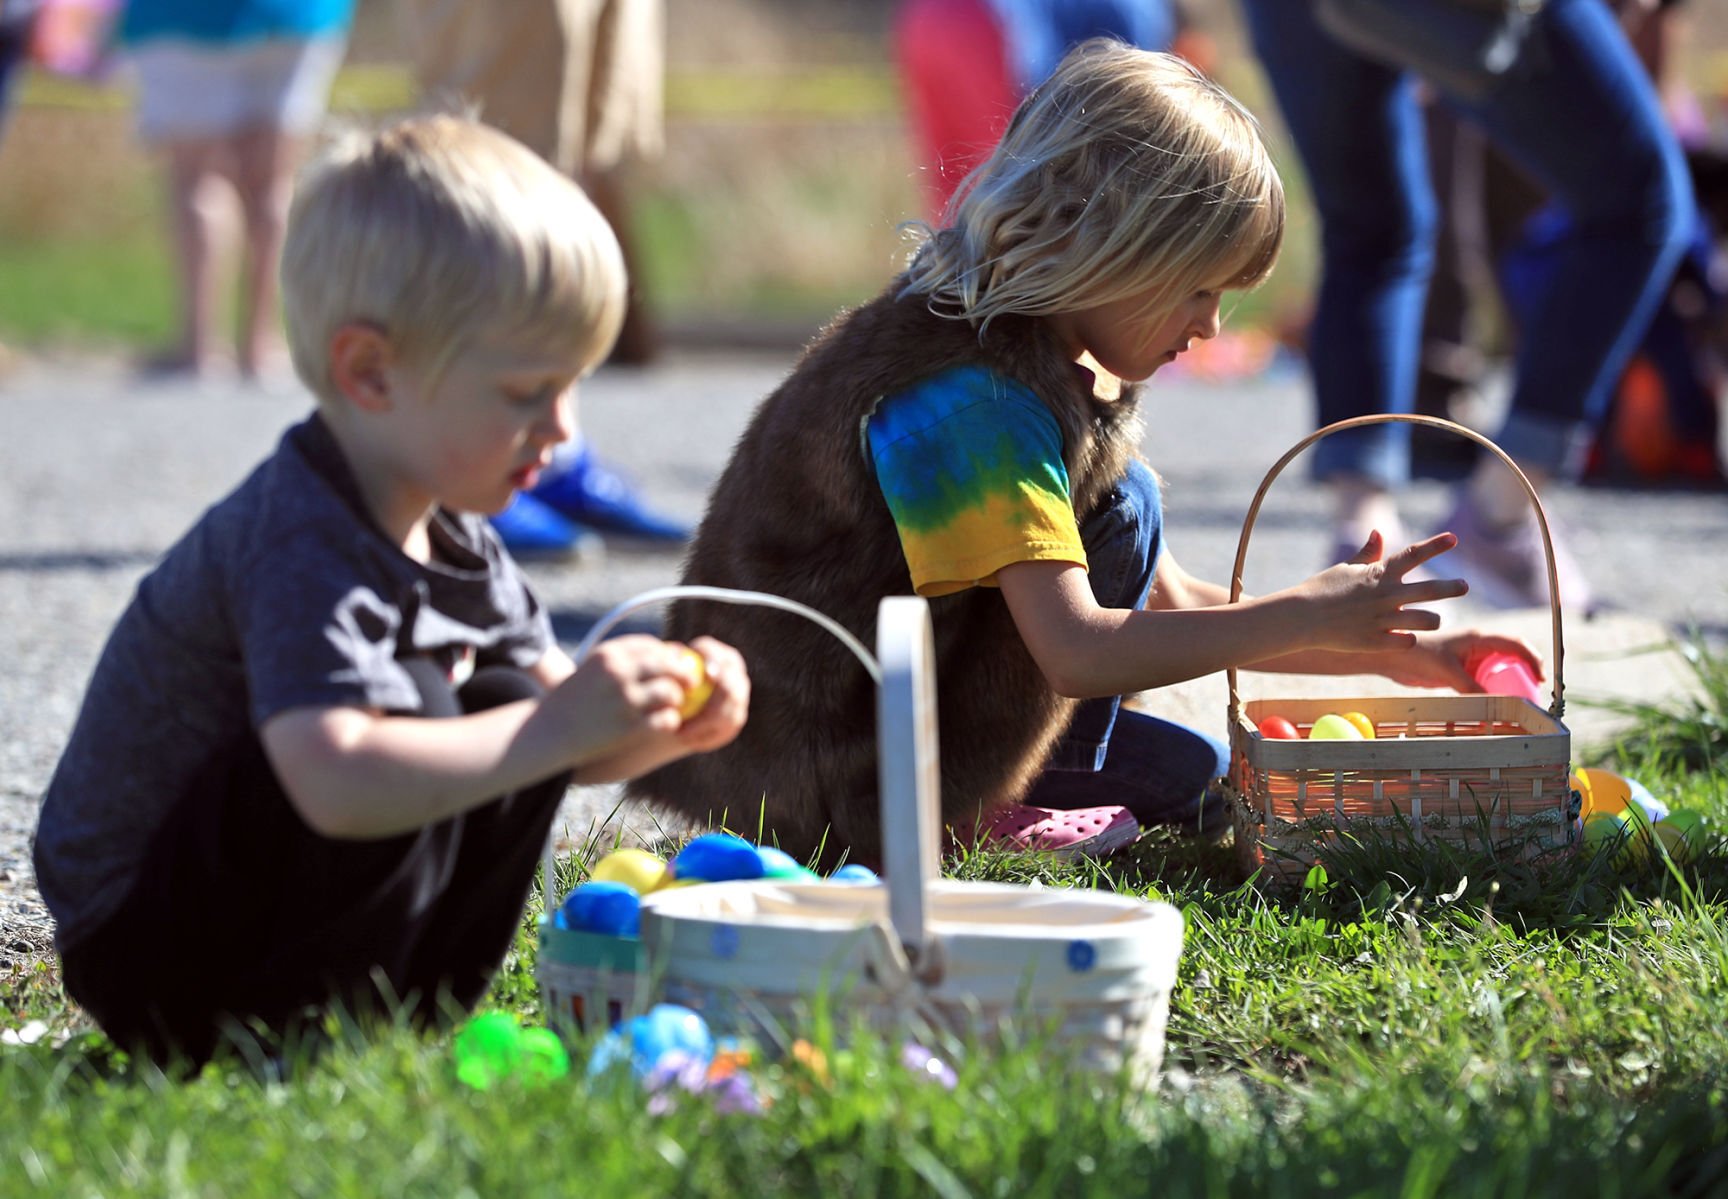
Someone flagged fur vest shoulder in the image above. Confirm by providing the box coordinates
[626,280,1144,866]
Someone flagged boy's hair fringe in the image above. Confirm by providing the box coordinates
[900,41,1285,330]
[280,112,627,402]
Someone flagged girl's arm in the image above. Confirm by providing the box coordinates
[997,531,1472,698]
[1147,538,1545,692]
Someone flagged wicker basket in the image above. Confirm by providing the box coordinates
[1224,415,1576,883]
[638,595,1187,1083]
[537,923,650,1038]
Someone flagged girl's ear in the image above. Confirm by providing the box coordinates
[327,322,396,413]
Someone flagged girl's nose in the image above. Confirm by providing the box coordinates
[1193,295,1222,341]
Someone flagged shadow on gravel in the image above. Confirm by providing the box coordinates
[0,550,161,575]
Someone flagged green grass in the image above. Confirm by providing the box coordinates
[7,634,1728,1197]
[0,236,176,347]
[0,54,1320,354]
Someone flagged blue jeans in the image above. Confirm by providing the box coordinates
[1239,0,1694,483]
[1023,459,1230,831]
[0,14,35,139]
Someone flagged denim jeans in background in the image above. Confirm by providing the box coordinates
[0,11,38,140]
[1238,0,1694,484]
[1023,458,1231,831]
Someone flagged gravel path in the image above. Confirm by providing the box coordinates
[4,350,1725,972]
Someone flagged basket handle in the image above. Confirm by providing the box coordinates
[540,585,883,921]
[1224,414,1565,724]
[876,596,941,974]
[539,588,941,979]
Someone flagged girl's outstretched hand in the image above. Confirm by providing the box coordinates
[1380,629,1545,693]
[1293,530,1468,655]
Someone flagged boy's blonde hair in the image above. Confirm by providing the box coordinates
[281,114,627,402]
[902,42,1284,328]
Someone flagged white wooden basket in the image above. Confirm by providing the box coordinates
[635,595,1187,1083]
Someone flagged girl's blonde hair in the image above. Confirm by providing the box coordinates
[902,41,1284,328]
[281,114,627,402]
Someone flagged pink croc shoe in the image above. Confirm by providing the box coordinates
[972,803,1141,859]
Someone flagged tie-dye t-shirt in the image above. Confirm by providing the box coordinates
[865,364,1085,597]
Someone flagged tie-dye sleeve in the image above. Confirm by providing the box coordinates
[865,365,1087,598]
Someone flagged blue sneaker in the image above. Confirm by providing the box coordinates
[530,448,691,543]
[489,493,602,562]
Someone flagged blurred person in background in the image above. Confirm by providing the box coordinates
[1237,0,1694,614]
[0,0,41,376]
[1486,0,1724,487]
[401,0,689,561]
[120,0,354,385]
[0,1,40,137]
[894,0,1210,220]
[1415,0,1723,488]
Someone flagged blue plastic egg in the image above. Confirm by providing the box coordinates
[635,1003,715,1066]
[672,832,766,883]
[589,1003,715,1080]
[830,863,880,885]
[557,880,642,937]
[756,845,807,878]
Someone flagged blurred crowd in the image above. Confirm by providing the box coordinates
[0,0,1724,601]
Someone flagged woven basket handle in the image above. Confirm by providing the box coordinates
[1224,413,1565,723]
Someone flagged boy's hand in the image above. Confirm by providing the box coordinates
[668,636,749,751]
[1295,531,1468,654]
[548,634,750,783]
[547,634,697,740]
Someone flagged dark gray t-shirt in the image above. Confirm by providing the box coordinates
[33,415,555,949]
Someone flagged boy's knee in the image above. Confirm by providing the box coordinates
[459,666,544,714]
[398,660,543,718]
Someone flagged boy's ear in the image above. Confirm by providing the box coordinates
[327,322,396,413]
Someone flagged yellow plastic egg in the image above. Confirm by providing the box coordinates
[1576,768,1633,821]
[1655,810,1705,866]
[1340,711,1377,739]
[589,847,671,895]
[677,648,714,720]
[1308,713,1365,741]
[1655,823,1692,866]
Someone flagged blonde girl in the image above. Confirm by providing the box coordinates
[629,42,1536,865]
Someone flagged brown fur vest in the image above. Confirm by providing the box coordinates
[626,281,1143,865]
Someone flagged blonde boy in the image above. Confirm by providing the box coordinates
[33,115,748,1069]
